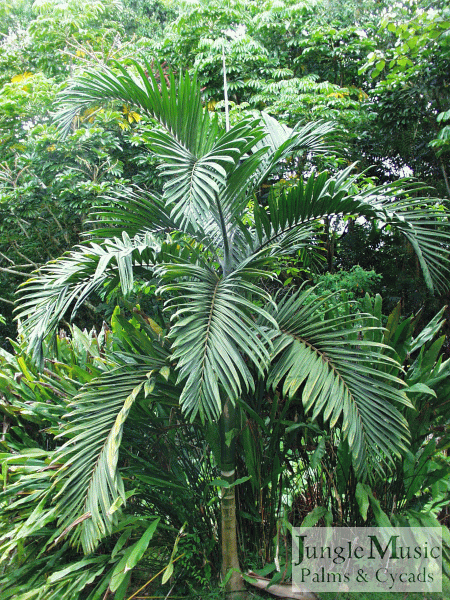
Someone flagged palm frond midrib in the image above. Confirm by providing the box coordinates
[278,327,357,398]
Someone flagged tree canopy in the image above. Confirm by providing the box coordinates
[1,0,449,334]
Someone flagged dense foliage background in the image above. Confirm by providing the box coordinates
[1,0,449,335]
[0,1,449,598]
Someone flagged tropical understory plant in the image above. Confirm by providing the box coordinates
[1,294,450,599]
[0,320,222,599]
[7,58,450,597]
[248,294,450,582]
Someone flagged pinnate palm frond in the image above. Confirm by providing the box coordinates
[156,117,265,228]
[16,233,161,367]
[55,60,205,144]
[86,187,228,264]
[267,286,411,478]
[55,60,266,232]
[51,339,170,553]
[158,263,276,420]
[86,187,178,240]
[254,112,337,180]
[219,115,336,233]
[246,165,450,292]
[374,194,450,294]
[240,166,356,258]
[331,178,450,294]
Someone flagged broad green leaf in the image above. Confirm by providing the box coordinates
[310,437,326,470]
[162,562,174,585]
[407,383,436,397]
[110,518,160,592]
[124,518,160,571]
[355,482,370,522]
[300,506,329,528]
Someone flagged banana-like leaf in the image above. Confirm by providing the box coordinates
[158,263,276,420]
[267,286,411,478]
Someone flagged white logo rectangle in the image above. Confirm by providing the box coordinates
[292,527,442,592]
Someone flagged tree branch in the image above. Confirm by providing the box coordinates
[0,250,14,265]
[11,243,39,268]
[0,266,31,277]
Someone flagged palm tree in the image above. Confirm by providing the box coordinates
[16,60,450,596]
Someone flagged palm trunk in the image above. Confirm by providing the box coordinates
[220,398,244,598]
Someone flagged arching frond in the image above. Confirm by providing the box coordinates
[219,115,337,237]
[158,263,276,420]
[86,187,178,240]
[50,339,170,553]
[157,117,265,229]
[374,194,450,294]
[55,60,207,145]
[267,286,411,479]
[55,60,266,233]
[85,187,228,264]
[253,113,337,186]
[16,234,161,367]
[246,166,450,292]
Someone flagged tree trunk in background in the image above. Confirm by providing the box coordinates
[324,216,337,273]
[439,157,450,198]
[220,399,245,598]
